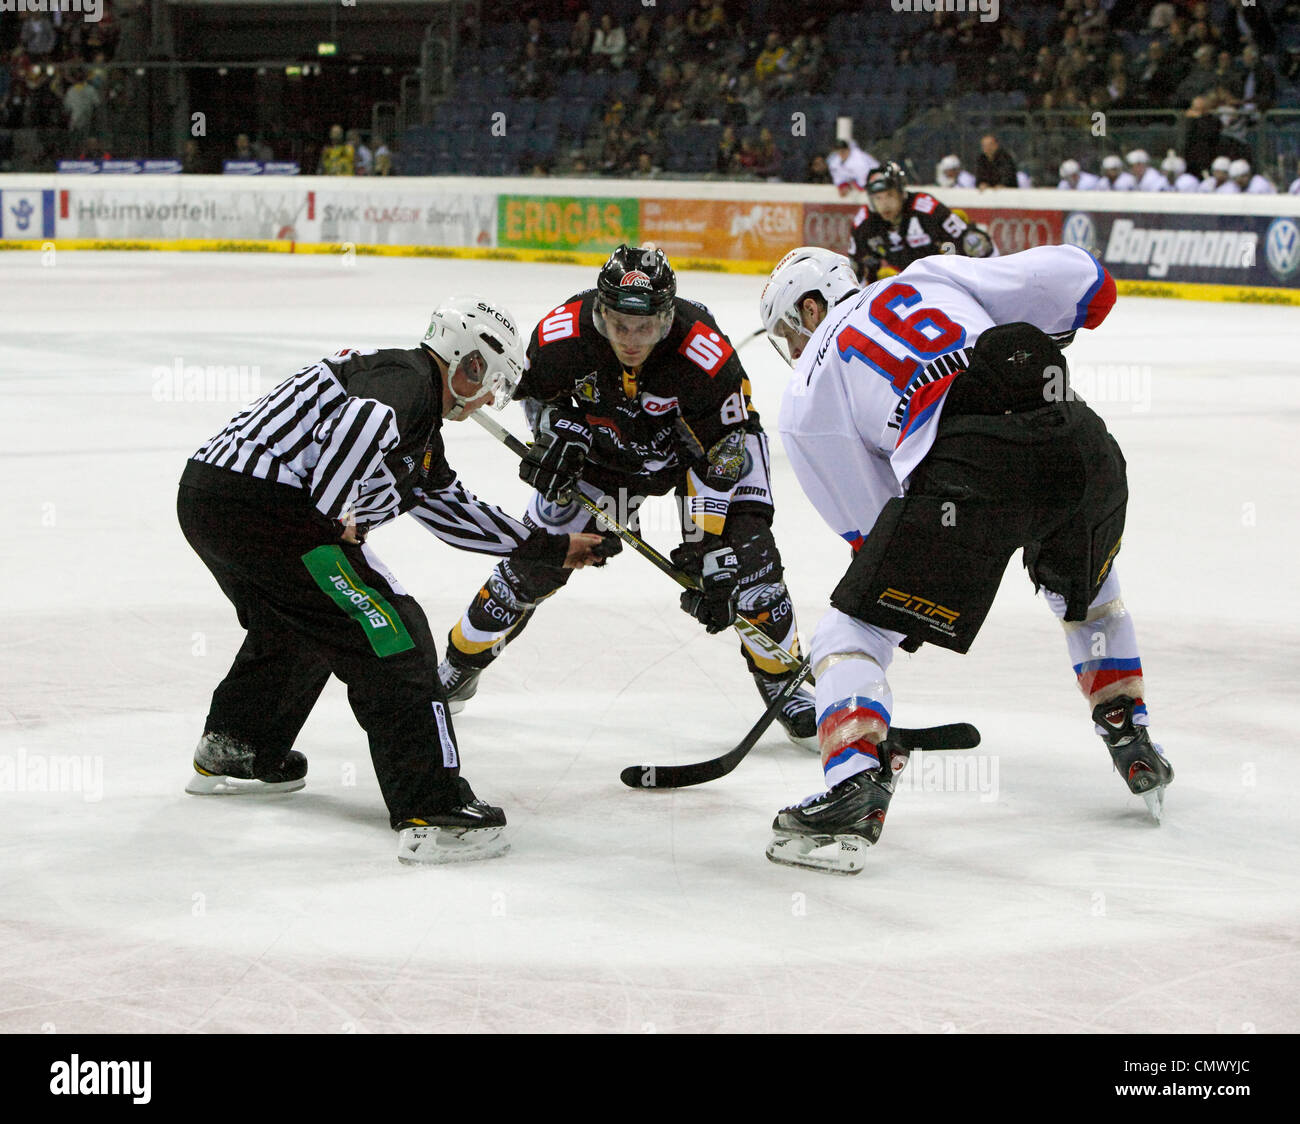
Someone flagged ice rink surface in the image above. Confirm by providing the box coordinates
[2,251,1298,1034]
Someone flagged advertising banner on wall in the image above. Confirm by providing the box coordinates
[1061,209,1300,289]
[962,208,1063,254]
[58,186,307,240]
[498,195,638,252]
[312,189,496,246]
[801,200,861,256]
[0,188,55,240]
[641,198,803,262]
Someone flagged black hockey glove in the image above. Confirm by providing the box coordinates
[592,530,622,567]
[675,544,740,634]
[519,406,591,504]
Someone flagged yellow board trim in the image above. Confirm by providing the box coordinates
[3,240,1298,302]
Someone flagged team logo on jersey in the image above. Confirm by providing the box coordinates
[575,371,599,403]
[1062,212,1097,255]
[1265,218,1300,281]
[535,495,581,526]
[620,270,651,288]
[679,322,734,375]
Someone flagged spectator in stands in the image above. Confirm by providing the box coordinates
[804,154,832,185]
[1096,153,1135,190]
[516,41,550,98]
[626,13,656,74]
[745,127,781,179]
[62,66,100,145]
[716,124,740,174]
[1180,94,1221,177]
[1126,150,1166,191]
[347,128,372,176]
[77,135,110,162]
[373,137,392,176]
[936,154,976,188]
[1234,45,1276,114]
[591,14,627,70]
[1134,40,1181,108]
[181,138,210,175]
[631,150,661,179]
[20,13,57,60]
[1289,176,1300,195]
[1027,47,1055,106]
[754,32,789,87]
[317,125,354,175]
[658,12,686,58]
[1077,0,1109,46]
[1058,159,1100,190]
[735,72,764,128]
[521,17,544,56]
[1199,155,1233,192]
[568,10,594,68]
[1230,158,1276,194]
[685,0,726,55]
[975,133,1017,188]
[1175,44,1218,104]
[231,133,256,163]
[827,137,878,195]
[1220,0,1275,55]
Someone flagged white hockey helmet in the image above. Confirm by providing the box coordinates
[1126,149,1150,167]
[1161,153,1186,175]
[1229,158,1252,179]
[1211,155,1232,174]
[938,154,962,172]
[1059,158,1081,178]
[759,246,860,368]
[422,295,525,418]
[1101,154,1123,172]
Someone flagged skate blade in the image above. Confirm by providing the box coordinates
[783,731,820,755]
[1141,785,1168,824]
[184,771,305,795]
[765,833,869,875]
[397,825,509,865]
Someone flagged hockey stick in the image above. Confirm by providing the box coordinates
[471,410,801,673]
[621,707,981,790]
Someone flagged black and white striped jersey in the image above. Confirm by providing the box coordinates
[191,346,533,555]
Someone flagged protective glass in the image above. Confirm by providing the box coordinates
[451,334,519,411]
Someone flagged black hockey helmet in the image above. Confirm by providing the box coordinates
[866,161,907,195]
[596,244,676,316]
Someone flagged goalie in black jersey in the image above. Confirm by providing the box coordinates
[848,161,995,285]
[438,245,818,744]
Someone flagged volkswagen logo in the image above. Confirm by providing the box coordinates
[1062,212,1097,255]
[987,216,1055,253]
[1265,218,1300,281]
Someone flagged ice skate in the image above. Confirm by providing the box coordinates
[766,747,905,874]
[753,671,818,751]
[184,733,307,795]
[397,778,508,865]
[437,657,482,716]
[1093,695,1173,823]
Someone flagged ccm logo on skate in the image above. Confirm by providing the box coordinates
[327,572,391,629]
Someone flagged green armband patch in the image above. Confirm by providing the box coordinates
[301,545,416,658]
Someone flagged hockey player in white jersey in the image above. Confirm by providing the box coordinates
[1126,150,1167,191]
[1096,154,1135,191]
[1229,159,1277,194]
[1057,159,1100,191]
[757,245,1173,874]
[1161,154,1201,193]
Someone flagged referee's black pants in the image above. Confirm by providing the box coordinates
[178,461,462,827]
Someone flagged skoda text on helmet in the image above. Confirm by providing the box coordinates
[422,295,526,419]
[760,246,861,368]
[593,244,677,365]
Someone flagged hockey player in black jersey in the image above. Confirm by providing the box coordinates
[848,161,995,285]
[177,296,605,864]
[438,245,819,744]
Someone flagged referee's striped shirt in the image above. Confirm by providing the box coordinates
[192,346,532,555]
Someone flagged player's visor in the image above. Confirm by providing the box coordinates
[766,314,811,368]
[451,334,520,410]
